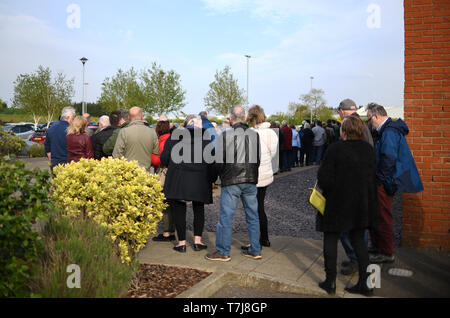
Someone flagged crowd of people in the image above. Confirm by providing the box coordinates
[43,98,423,297]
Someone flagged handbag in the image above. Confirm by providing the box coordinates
[157,167,168,187]
[309,181,326,215]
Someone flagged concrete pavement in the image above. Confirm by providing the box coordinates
[137,231,450,298]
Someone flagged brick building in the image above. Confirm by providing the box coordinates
[403,0,449,250]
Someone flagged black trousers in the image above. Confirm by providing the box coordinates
[323,229,369,283]
[257,186,269,242]
[169,199,204,241]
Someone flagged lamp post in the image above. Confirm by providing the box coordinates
[245,54,251,107]
[310,76,314,123]
[80,57,88,115]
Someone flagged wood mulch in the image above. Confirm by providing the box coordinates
[126,264,211,298]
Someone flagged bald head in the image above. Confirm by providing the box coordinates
[129,107,143,121]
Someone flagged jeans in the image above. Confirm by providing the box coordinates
[340,230,369,264]
[216,183,261,256]
[312,145,325,165]
[291,147,299,168]
[281,150,291,171]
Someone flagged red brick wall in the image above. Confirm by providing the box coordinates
[403,0,450,251]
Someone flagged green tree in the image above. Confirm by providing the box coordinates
[315,105,335,121]
[98,68,144,112]
[0,98,7,112]
[13,66,74,128]
[204,65,245,116]
[140,63,186,117]
[299,88,327,122]
[288,102,311,124]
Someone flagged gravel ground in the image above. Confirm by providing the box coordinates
[167,167,403,247]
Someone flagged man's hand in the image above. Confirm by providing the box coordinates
[47,153,51,161]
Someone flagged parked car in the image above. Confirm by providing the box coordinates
[3,124,35,141]
[30,129,48,144]
[87,122,99,134]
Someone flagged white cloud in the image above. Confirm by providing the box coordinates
[201,0,346,21]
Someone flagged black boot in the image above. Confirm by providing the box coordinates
[345,277,374,297]
[318,280,336,295]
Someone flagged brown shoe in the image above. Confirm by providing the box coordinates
[205,251,231,262]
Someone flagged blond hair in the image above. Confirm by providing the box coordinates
[67,116,87,135]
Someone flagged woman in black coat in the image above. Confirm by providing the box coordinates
[160,115,217,253]
[316,116,378,296]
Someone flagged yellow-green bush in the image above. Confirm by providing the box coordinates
[50,157,166,263]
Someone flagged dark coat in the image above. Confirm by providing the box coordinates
[90,126,118,160]
[316,140,378,233]
[301,128,314,150]
[161,127,217,204]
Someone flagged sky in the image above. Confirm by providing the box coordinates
[0,0,404,116]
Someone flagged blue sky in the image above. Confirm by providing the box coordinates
[0,0,404,116]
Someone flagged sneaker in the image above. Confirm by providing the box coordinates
[242,250,262,260]
[205,251,231,262]
[369,253,395,264]
[341,262,358,275]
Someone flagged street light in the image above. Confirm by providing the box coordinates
[80,57,88,115]
[245,55,251,107]
[310,76,314,122]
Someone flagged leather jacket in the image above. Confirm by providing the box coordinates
[66,133,94,163]
[216,122,260,187]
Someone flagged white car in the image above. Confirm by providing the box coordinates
[3,124,35,141]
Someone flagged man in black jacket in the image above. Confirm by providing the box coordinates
[206,106,262,262]
[91,111,121,160]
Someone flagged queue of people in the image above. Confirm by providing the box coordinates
[43,99,422,297]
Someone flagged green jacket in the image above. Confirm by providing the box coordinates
[102,121,130,156]
[112,120,159,172]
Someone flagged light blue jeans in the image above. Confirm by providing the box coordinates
[216,183,261,256]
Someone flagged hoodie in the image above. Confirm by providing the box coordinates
[374,118,423,195]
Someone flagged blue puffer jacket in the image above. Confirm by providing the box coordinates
[373,118,423,195]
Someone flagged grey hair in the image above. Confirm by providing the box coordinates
[184,114,202,127]
[98,115,110,127]
[61,106,76,120]
[282,120,288,127]
[230,105,246,123]
[303,123,311,129]
[366,103,387,117]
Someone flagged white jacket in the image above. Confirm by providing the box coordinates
[251,122,279,188]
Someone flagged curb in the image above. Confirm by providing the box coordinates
[176,270,338,298]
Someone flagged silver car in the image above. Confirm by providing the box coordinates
[3,124,35,141]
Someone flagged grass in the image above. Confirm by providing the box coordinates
[30,215,139,298]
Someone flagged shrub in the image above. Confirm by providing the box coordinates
[0,126,26,156]
[50,157,166,264]
[0,156,52,297]
[31,215,138,297]
[28,143,46,158]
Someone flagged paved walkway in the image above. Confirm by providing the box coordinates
[138,231,450,298]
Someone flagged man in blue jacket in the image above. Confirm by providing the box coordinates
[366,103,423,263]
[44,106,76,174]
